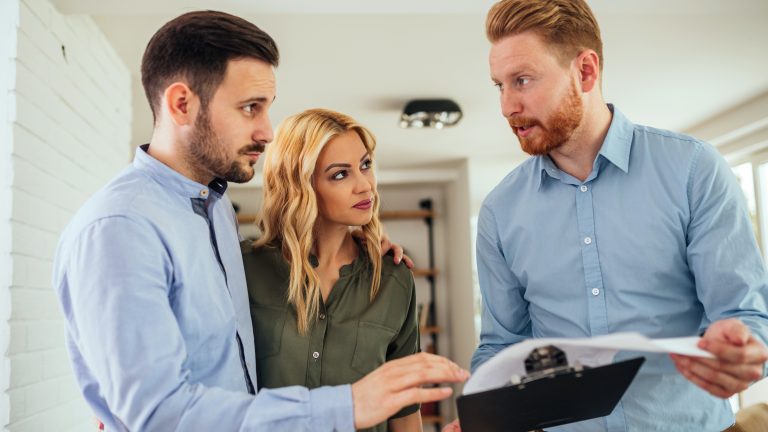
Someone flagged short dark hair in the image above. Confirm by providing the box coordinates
[141,10,280,122]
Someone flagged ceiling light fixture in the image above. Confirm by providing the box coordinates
[399,99,463,129]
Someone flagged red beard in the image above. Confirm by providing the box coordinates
[508,82,584,156]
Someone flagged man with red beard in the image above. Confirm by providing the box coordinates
[458,0,768,431]
[51,11,468,432]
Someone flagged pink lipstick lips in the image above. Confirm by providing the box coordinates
[353,198,373,210]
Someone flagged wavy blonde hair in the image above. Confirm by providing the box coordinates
[255,108,383,335]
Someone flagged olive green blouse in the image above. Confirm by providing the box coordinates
[242,240,420,431]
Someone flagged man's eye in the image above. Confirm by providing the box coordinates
[493,82,503,92]
[243,104,259,114]
[332,170,347,180]
[517,77,530,87]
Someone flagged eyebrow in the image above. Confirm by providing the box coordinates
[492,64,537,82]
[237,95,276,105]
[323,152,371,173]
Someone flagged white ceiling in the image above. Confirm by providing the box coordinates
[52,0,768,170]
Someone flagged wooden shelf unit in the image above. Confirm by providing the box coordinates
[420,326,440,335]
[380,209,436,220]
[412,268,438,278]
[422,415,444,425]
[386,199,443,431]
[236,214,257,224]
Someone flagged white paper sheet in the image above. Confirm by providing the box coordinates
[462,332,712,395]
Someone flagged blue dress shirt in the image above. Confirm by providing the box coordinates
[52,145,354,431]
[472,106,768,431]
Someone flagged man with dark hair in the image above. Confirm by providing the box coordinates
[52,11,467,431]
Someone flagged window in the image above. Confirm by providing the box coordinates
[731,150,768,260]
[760,160,768,261]
[732,162,760,246]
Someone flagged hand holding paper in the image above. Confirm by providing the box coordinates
[671,318,768,399]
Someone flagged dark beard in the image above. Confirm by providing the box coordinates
[509,81,584,156]
[188,109,261,184]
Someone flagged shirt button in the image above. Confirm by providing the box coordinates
[319,313,326,320]
[592,288,600,296]
[584,236,592,245]
[312,351,320,359]
[200,189,209,198]
[580,185,588,192]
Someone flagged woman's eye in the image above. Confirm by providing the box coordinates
[493,82,503,92]
[331,170,347,180]
[361,159,372,170]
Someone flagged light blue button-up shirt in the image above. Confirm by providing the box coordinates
[472,106,768,431]
[52,145,354,431]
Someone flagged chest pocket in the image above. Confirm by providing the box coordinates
[250,304,287,359]
[351,321,397,376]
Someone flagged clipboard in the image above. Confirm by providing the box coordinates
[456,356,645,432]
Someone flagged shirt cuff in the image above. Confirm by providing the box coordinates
[310,384,355,432]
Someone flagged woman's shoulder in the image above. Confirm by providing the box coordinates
[242,239,279,255]
[378,253,415,291]
[241,240,287,271]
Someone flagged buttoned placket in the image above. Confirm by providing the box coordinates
[573,167,628,432]
[306,302,330,388]
[192,189,255,394]
[574,180,609,337]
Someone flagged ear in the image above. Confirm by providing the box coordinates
[575,50,601,93]
[162,82,200,127]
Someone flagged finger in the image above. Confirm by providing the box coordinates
[684,359,751,394]
[385,360,469,391]
[721,319,750,346]
[441,419,460,432]
[388,352,463,371]
[680,366,735,398]
[385,355,467,384]
[701,338,768,364]
[685,357,764,382]
[391,244,404,264]
[402,254,414,269]
[392,386,453,408]
[672,354,760,382]
[673,358,735,398]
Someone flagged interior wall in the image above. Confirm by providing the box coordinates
[5,0,131,430]
[1,2,20,429]
[443,160,477,420]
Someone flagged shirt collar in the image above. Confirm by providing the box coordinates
[133,144,228,200]
[535,104,634,190]
[597,104,633,175]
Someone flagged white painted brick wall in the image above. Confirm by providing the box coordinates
[3,0,132,431]
[2,1,21,430]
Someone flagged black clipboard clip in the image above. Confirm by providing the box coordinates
[456,345,645,432]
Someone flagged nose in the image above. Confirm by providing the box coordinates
[252,112,274,145]
[500,89,522,119]
[353,171,373,195]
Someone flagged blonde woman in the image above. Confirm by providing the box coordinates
[242,108,422,432]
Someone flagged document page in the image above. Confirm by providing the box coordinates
[463,332,712,395]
